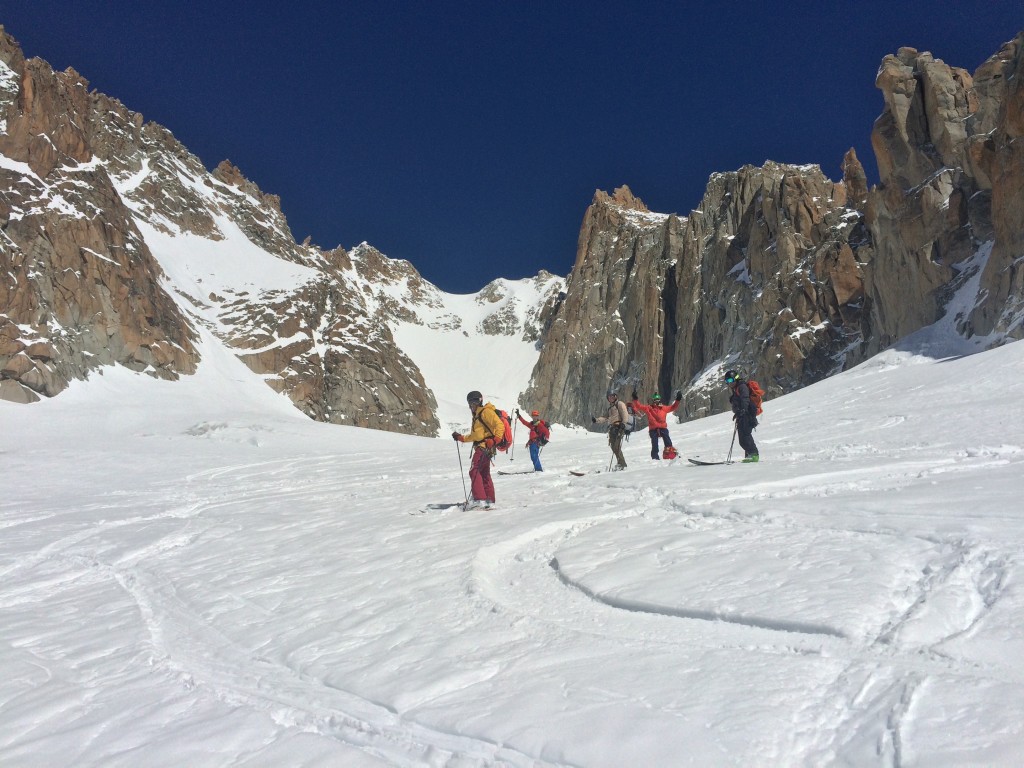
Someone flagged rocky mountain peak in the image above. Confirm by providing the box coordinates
[0,29,442,433]
[0,26,25,74]
[212,159,284,215]
[593,184,649,212]
[0,31,197,403]
[838,148,868,211]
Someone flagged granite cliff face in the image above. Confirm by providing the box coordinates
[0,27,562,434]
[523,167,867,423]
[526,32,1024,426]
[860,36,1024,350]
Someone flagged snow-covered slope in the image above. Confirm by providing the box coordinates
[2,323,1022,765]
[389,275,563,432]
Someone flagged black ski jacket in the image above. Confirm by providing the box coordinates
[730,381,756,421]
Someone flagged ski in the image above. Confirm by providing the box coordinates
[687,458,733,466]
[410,502,465,515]
[497,470,535,475]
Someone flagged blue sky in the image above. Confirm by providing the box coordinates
[4,2,1022,292]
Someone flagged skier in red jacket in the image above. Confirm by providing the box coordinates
[631,390,682,460]
[515,408,550,471]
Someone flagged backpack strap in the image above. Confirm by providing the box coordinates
[475,404,505,442]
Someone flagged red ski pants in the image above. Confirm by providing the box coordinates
[469,447,495,502]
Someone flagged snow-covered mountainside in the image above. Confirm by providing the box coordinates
[2,301,1023,766]
[0,27,563,433]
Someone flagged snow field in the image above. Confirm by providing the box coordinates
[1,337,1024,765]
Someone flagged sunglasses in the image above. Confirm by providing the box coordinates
[725,377,736,384]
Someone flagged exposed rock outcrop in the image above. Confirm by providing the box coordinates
[854,35,1024,356]
[0,28,197,402]
[523,169,867,424]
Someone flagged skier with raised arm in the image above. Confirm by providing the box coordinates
[515,408,550,472]
[631,389,682,459]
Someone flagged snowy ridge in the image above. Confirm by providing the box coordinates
[2,321,1023,765]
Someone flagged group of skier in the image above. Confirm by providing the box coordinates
[451,370,761,510]
[591,370,759,471]
[594,388,682,470]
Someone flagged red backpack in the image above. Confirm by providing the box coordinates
[493,409,513,452]
[747,380,765,416]
[536,419,551,446]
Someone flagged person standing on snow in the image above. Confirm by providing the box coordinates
[515,409,550,472]
[631,390,682,459]
[725,370,759,463]
[452,390,505,509]
[592,390,629,470]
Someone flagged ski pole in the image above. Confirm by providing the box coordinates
[456,441,469,505]
[726,422,737,464]
[510,416,518,461]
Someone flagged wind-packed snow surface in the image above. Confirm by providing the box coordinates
[3,333,1024,766]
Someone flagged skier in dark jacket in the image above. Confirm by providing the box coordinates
[725,370,759,462]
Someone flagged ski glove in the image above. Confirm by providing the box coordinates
[452,431,463,442]
[591,416,597,424]
[674,391,682,402]
[631,390,638,401]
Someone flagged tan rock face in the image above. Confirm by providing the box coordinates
[0,28,197,402]
[963,35,1024,339]
[840,148,869,212]
[860,32,1024,352]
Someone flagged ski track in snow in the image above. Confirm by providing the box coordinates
[467,466,1023,765]
[2,456,578,768]
[472,480,1014,676]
